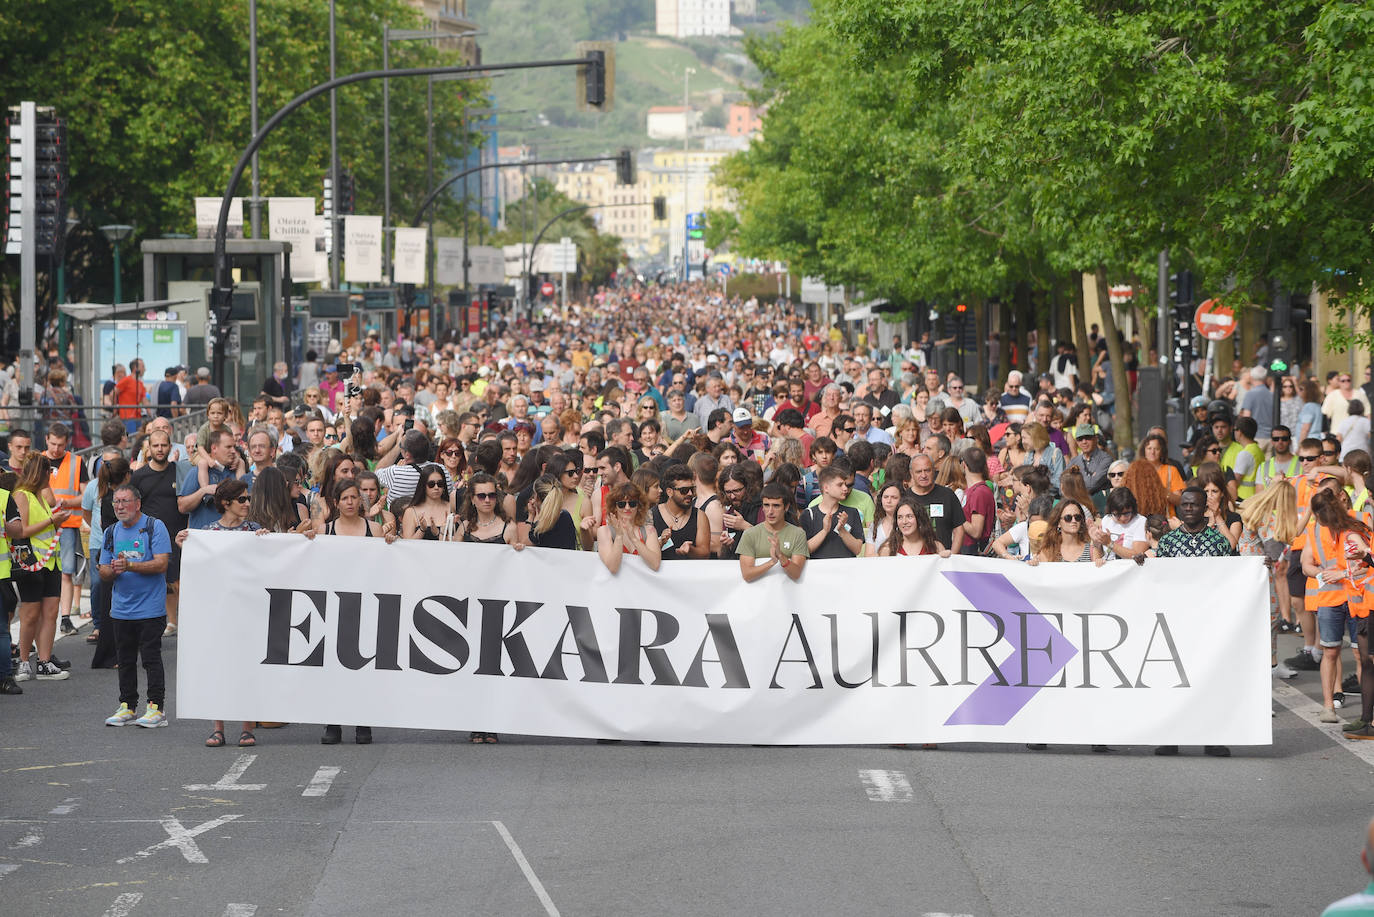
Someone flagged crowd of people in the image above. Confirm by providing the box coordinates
[1,281,1369,757]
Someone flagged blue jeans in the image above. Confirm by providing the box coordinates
[0,582,14,678]
[1317,604,1355,648]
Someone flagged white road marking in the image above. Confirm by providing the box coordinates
[9,829,41,849]
[859,768,913,802]
[302,766,340,797]
[0,864,18,880]
[222,905,258,917]
[101,892,143,917]
[922,913,975,917]
[1274,682,1374,768]
[184,754,266,791]
[116,814,243,865]
[48,797,79,815]
[491,821,561,917]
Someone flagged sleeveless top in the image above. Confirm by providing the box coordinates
[464,520,508,544]
[326,518,374,537]
[652,503,700,561]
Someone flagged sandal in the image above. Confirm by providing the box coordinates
[205,730,226,747]
[86,631,99,644]
[238,730,257,747]
[484,733,499,744]
[470,732,485,744]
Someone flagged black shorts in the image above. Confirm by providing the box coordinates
[165,544,181,584]
[1287,558,1307,599]
[15,567,61,603]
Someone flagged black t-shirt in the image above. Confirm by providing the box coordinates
[528,510,578,550]
[800,503,864,559]
[911,484,965,549]
[131,462,185,534]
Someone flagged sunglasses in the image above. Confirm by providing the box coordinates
[426,480,447,489]
[723,487,745,497]
[234,495,251,504]
[443,449,462,457]
[841,426,857,433]
[325,434,338,442]
[473,491,498,500]
[1107,471,1126,478]
[614,500,639,509]
[563,468,582,476]
[1299,455,1319,462]
[1271,436,1290,443]
[1206,447,1222,454]
[1061,514,1083,522]
[672,486,696,495]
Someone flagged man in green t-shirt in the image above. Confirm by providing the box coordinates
[1322,817,1374,916]
[738,482,809,583]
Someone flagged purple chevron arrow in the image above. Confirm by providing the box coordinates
[942,570,1078,726]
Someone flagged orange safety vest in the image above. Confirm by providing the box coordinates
[49,451,82,529]
[1305,522,1351,613]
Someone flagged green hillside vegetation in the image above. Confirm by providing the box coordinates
[467,0,769,156]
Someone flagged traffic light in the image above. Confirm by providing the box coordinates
[616,147,635,186]
[653,196,666,221]
[4,111,19,255]
[584,49,606,109]
[32,112,64,255]
[338,169,355,215]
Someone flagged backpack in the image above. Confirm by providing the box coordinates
[102,514,157,566]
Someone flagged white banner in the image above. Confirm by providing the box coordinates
[194,197,244,239]
[178,535,1272,746]
[268,197,319,281]
[435,237,463,285]
[344,215,384,284]
[469,245,506,286]
[392,227,428,284]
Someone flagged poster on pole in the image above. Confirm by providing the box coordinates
[268,198,319,281]
[195,197,245,239]
[435,237,463,285]
[393,227,428,284]
[469,246,506,287]
[344,216,384,284]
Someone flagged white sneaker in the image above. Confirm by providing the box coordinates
[104,703,136,726]
[1273,662,1298,679]
[135,703,167,728]
[13,661,31,683]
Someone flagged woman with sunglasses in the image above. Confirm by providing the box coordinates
[401,464,453,541]
[1187,433,1224,478]
[436,437,467,497]
[543,451,593,549]
[196,478,260,748]
[1028,500,1102,566]
[457,472,515,546]
[596,482,662,573]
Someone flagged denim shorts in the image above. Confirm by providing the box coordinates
[1317,604,1356,648]
[57,527,80,575]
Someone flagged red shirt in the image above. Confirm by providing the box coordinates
[112,375,147,419]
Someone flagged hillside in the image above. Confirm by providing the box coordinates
[465,0,809,157]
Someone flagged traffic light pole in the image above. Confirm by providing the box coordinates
[208,55,601,390]
[17,101,35,405]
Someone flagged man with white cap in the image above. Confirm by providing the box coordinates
[730,407,770,462]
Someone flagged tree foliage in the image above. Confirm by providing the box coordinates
[718,0,1374,444]
[0,0,487,307]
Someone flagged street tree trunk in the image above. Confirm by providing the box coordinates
[1095,265,1135,451]
[1071,273,1091,392]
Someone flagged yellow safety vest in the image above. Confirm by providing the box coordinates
[1236,442,1266,500]
[0,489,12,579]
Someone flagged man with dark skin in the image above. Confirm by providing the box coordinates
[1151,487,1232,758]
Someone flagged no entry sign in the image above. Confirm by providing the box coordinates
[540,281,555,298]
[1194,299,1236,341]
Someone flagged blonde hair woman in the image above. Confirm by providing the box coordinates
[1239,480,1302,676]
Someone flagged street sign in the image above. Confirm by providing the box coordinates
[686,211,705,240]
[1194,298,1236,341]
[363,288,397,311]
[540,281,556,298]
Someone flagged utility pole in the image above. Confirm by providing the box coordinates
[328,0,339,289]
[1157,249,1170,397]
[382,22,391,282]
[249,0,261,238]
[682,66,694,284]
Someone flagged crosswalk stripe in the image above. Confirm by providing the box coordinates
[859,768,913,802]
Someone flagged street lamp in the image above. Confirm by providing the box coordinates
[682,66,695,283]
[99,223,134,305]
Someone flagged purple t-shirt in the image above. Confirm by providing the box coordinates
[961,482,996,554]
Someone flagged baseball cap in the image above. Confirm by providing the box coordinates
[732,407,753,426]
[1072,424,1097,440]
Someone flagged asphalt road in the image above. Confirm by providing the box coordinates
[2,621,1371,917]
